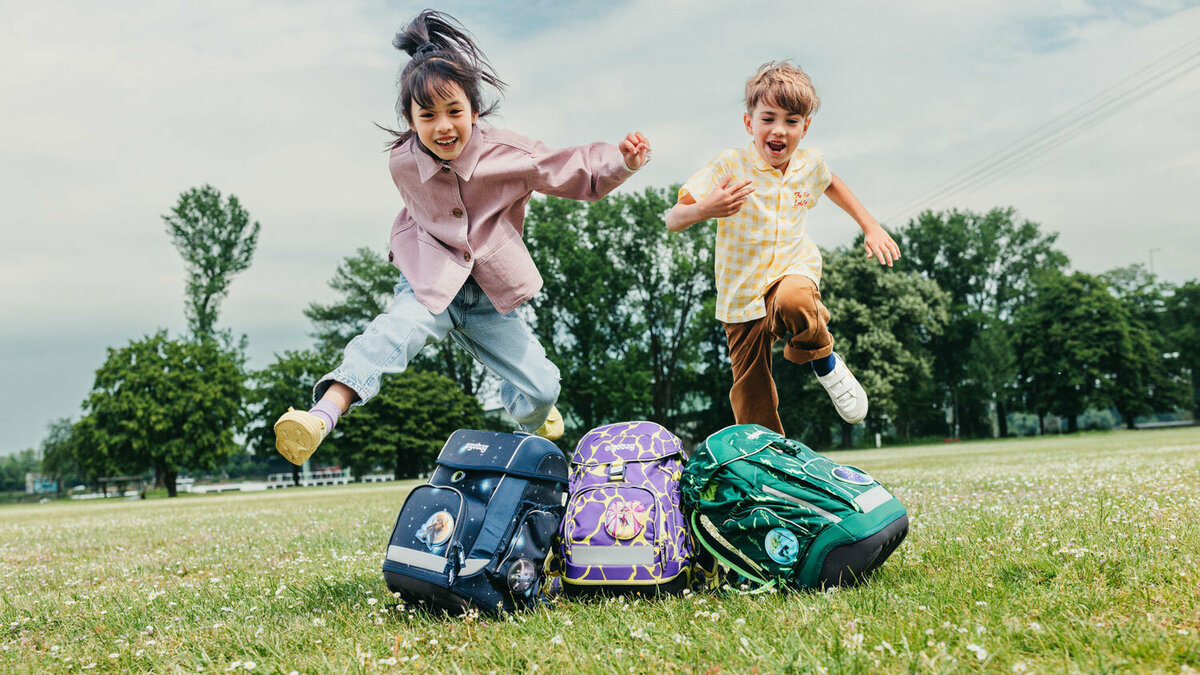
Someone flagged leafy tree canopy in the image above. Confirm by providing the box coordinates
[163,185,261,337]
[83,330,246,496]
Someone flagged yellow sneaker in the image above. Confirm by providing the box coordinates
[532,405,564,441]
[274,408,328,466]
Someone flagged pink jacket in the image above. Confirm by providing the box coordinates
[387,125,636,315]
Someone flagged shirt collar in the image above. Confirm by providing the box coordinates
[414,124,484,183]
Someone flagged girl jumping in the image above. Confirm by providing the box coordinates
[274,10,650,464]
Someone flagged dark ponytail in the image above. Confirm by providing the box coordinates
[384,10,505,149]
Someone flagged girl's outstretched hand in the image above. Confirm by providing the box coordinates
[619,132,651,170]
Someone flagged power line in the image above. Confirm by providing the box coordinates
[881,48,1200,226]
[880,36,1200,225]
[857,34,1200,237]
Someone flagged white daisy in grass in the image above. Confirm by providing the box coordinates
[966,643,988,661]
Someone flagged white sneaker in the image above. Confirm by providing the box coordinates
[815,354,868,424]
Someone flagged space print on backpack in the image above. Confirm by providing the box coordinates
[382,429,568,613]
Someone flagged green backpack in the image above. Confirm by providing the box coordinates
[681,424,908,589]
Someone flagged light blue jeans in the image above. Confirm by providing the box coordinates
[315,275,560,432]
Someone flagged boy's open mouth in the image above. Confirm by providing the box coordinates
[766,140,787,154]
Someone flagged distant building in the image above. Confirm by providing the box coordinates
[25,472,57,495]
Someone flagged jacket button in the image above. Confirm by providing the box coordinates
[463,252,471,262]
[451,208,463,217]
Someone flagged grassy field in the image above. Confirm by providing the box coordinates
[3,428,1199,673]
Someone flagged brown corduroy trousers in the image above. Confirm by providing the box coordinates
[722,275,834,435]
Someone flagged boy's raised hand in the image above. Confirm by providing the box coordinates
[619,132,651,170]
[863,223,901,267]
[699,175,754,219]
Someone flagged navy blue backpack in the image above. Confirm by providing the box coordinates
[382,430,568,614]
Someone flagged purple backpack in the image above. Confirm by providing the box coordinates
[557,421,698,594]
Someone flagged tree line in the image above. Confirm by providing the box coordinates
[19,185,1199,497]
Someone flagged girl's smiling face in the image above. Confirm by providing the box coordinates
[744,99,811,173]
[411,81,479,161]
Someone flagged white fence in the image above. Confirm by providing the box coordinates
[266,467,356,489]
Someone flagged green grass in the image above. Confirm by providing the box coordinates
[3,428,1199,673]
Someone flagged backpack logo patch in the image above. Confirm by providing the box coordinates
[604,499,649,540]
[832,466,873,485]
[764,528,799,565]
[461,442,489,452]
[416,510,455,550]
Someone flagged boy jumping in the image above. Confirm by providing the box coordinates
[666,61,900,434]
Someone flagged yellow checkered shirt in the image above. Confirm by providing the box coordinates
[680,144,832,323]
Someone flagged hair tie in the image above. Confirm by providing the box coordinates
[416,41,438,57]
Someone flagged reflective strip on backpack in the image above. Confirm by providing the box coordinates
[569,545,655,566]
[852,485,893,513]
[386,545,489,576]
[762,485,843,523]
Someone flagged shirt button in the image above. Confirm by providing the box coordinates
[463,252,471,262]
[451,208,463,217]
[441,165,451,172]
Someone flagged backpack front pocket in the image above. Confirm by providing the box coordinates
[383,485,486,583]
[562,484,660,581]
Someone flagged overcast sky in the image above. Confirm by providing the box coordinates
[3,0,1199,456]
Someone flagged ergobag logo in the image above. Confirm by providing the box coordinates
[608,443,636,451]
[462,442,489,452]
[744,430,768,440]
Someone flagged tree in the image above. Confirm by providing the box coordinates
[675,295,737,443]
[1166,280,1200,419]
[39,418,85,492]
[0,448,40,492]
[525,195,651,443]
[163,185,261,337]
[304,247,490,398]
[898,207,1067,437]
[331,369,486,478]
[775,244,949,448]
[611,188,719,433]
[83,331,246,496]
[525,189,725,445]
[1102,266,1188,428]
[1013,271,1133,433]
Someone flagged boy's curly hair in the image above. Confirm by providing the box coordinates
[745,61,820,117]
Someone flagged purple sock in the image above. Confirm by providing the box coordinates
[309,399,342,433]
